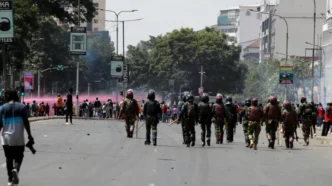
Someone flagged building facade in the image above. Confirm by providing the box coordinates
[213,5,261,59]
[87,0,106,33]
[259,0,326,63]
[55,0,106,33]
[322,0,332,105]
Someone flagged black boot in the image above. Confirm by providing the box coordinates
[289,141,293,149]
[191,141,195,147]
[145,140,151,145]
[201,141,205,147]
[207,138,211,146]
[285,139,289,148]
[152,131,157,146]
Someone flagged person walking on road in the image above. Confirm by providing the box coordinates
[119,89,139,138]
[143,90,162,146]
[65,88,73,125]
[0,90,35,186]
[248,98,263,150]
[198,93,212,147]
[322,102,332,136]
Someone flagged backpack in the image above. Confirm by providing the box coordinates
[187,103,196,118]
[303,103,313,117]
[124,99,137,117]
[214,103,225,118]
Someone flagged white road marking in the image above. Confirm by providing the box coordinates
[154,149,158,152]
[152,169,156,174]
[1,163,6,168]
[149,184,155,186]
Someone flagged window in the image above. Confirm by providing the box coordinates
[94,19,98,24]
[94,27,99,32]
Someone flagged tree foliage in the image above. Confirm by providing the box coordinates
[126,27,246,97]
[243,58,320,103]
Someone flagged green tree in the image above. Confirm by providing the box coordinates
[127,27,245,99]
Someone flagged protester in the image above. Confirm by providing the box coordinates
[0,90,34,186]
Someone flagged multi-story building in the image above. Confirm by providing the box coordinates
[259,0,326,63]
[322,0,332,105]
[55,0,106,33]
[87,0,106,33]
[213,5,262,59]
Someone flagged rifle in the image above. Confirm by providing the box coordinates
[26,140,36,154]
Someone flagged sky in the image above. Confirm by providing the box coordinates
[103,0,274,55]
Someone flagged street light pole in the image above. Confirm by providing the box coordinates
[76,0,81,116]
[312,0,316,102]
[98,9,137,104]
[249,9,289,61]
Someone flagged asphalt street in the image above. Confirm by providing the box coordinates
[1,119,332,186]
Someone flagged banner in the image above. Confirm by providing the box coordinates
[24,72,34,90]
[279,61,293,84]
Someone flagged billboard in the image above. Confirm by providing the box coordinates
[110,56,124,79]
[24,72,34,90]
[279,61,293,84]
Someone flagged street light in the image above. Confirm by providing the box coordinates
[249,9,289,61]
[306,41,325,105]
[98,9,138,55]
[311,0,317,102]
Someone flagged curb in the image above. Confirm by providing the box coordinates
[29,116,119,122]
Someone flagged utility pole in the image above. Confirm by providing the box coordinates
[199,66,205,94]
[76,0,81,116]
[312,0,316,102]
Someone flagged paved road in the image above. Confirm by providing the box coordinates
[0,119,332,186]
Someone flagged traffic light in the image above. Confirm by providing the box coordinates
[120,91,123,96]
[57,65,64,71]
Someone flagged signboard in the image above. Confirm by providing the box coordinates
[279,61,293,84]
[111,56,124,79]
[122,64,130,83]
[24,72,34,90]
[70,27,87,55]
[0,0,14,43]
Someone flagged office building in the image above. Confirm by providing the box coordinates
[321,0,332,105]
[212,5,262,59]
[259,0,326,63]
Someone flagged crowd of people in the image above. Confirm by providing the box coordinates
[118,89,332,150]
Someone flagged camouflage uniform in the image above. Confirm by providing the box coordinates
[144,99,162,145]
[248,101,263,150]
[179,99,199,147]
[121,98,139,138]
[297,102,313,146]
[264,99,281,149]
[239,105,250,147]
[282,107,298,148]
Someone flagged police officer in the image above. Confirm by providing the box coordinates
[297,97,312,146]
[225,97,237,143]
[119,89,139,138]
[178,94,187,144]
[248,98,263,150]
[263,96,281,149]
[143,90,162,146]
[178,94,199,147]
[282,101,298,149]
[198,93,212,147]
[212,94,227,144]
[239,98,251,147]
